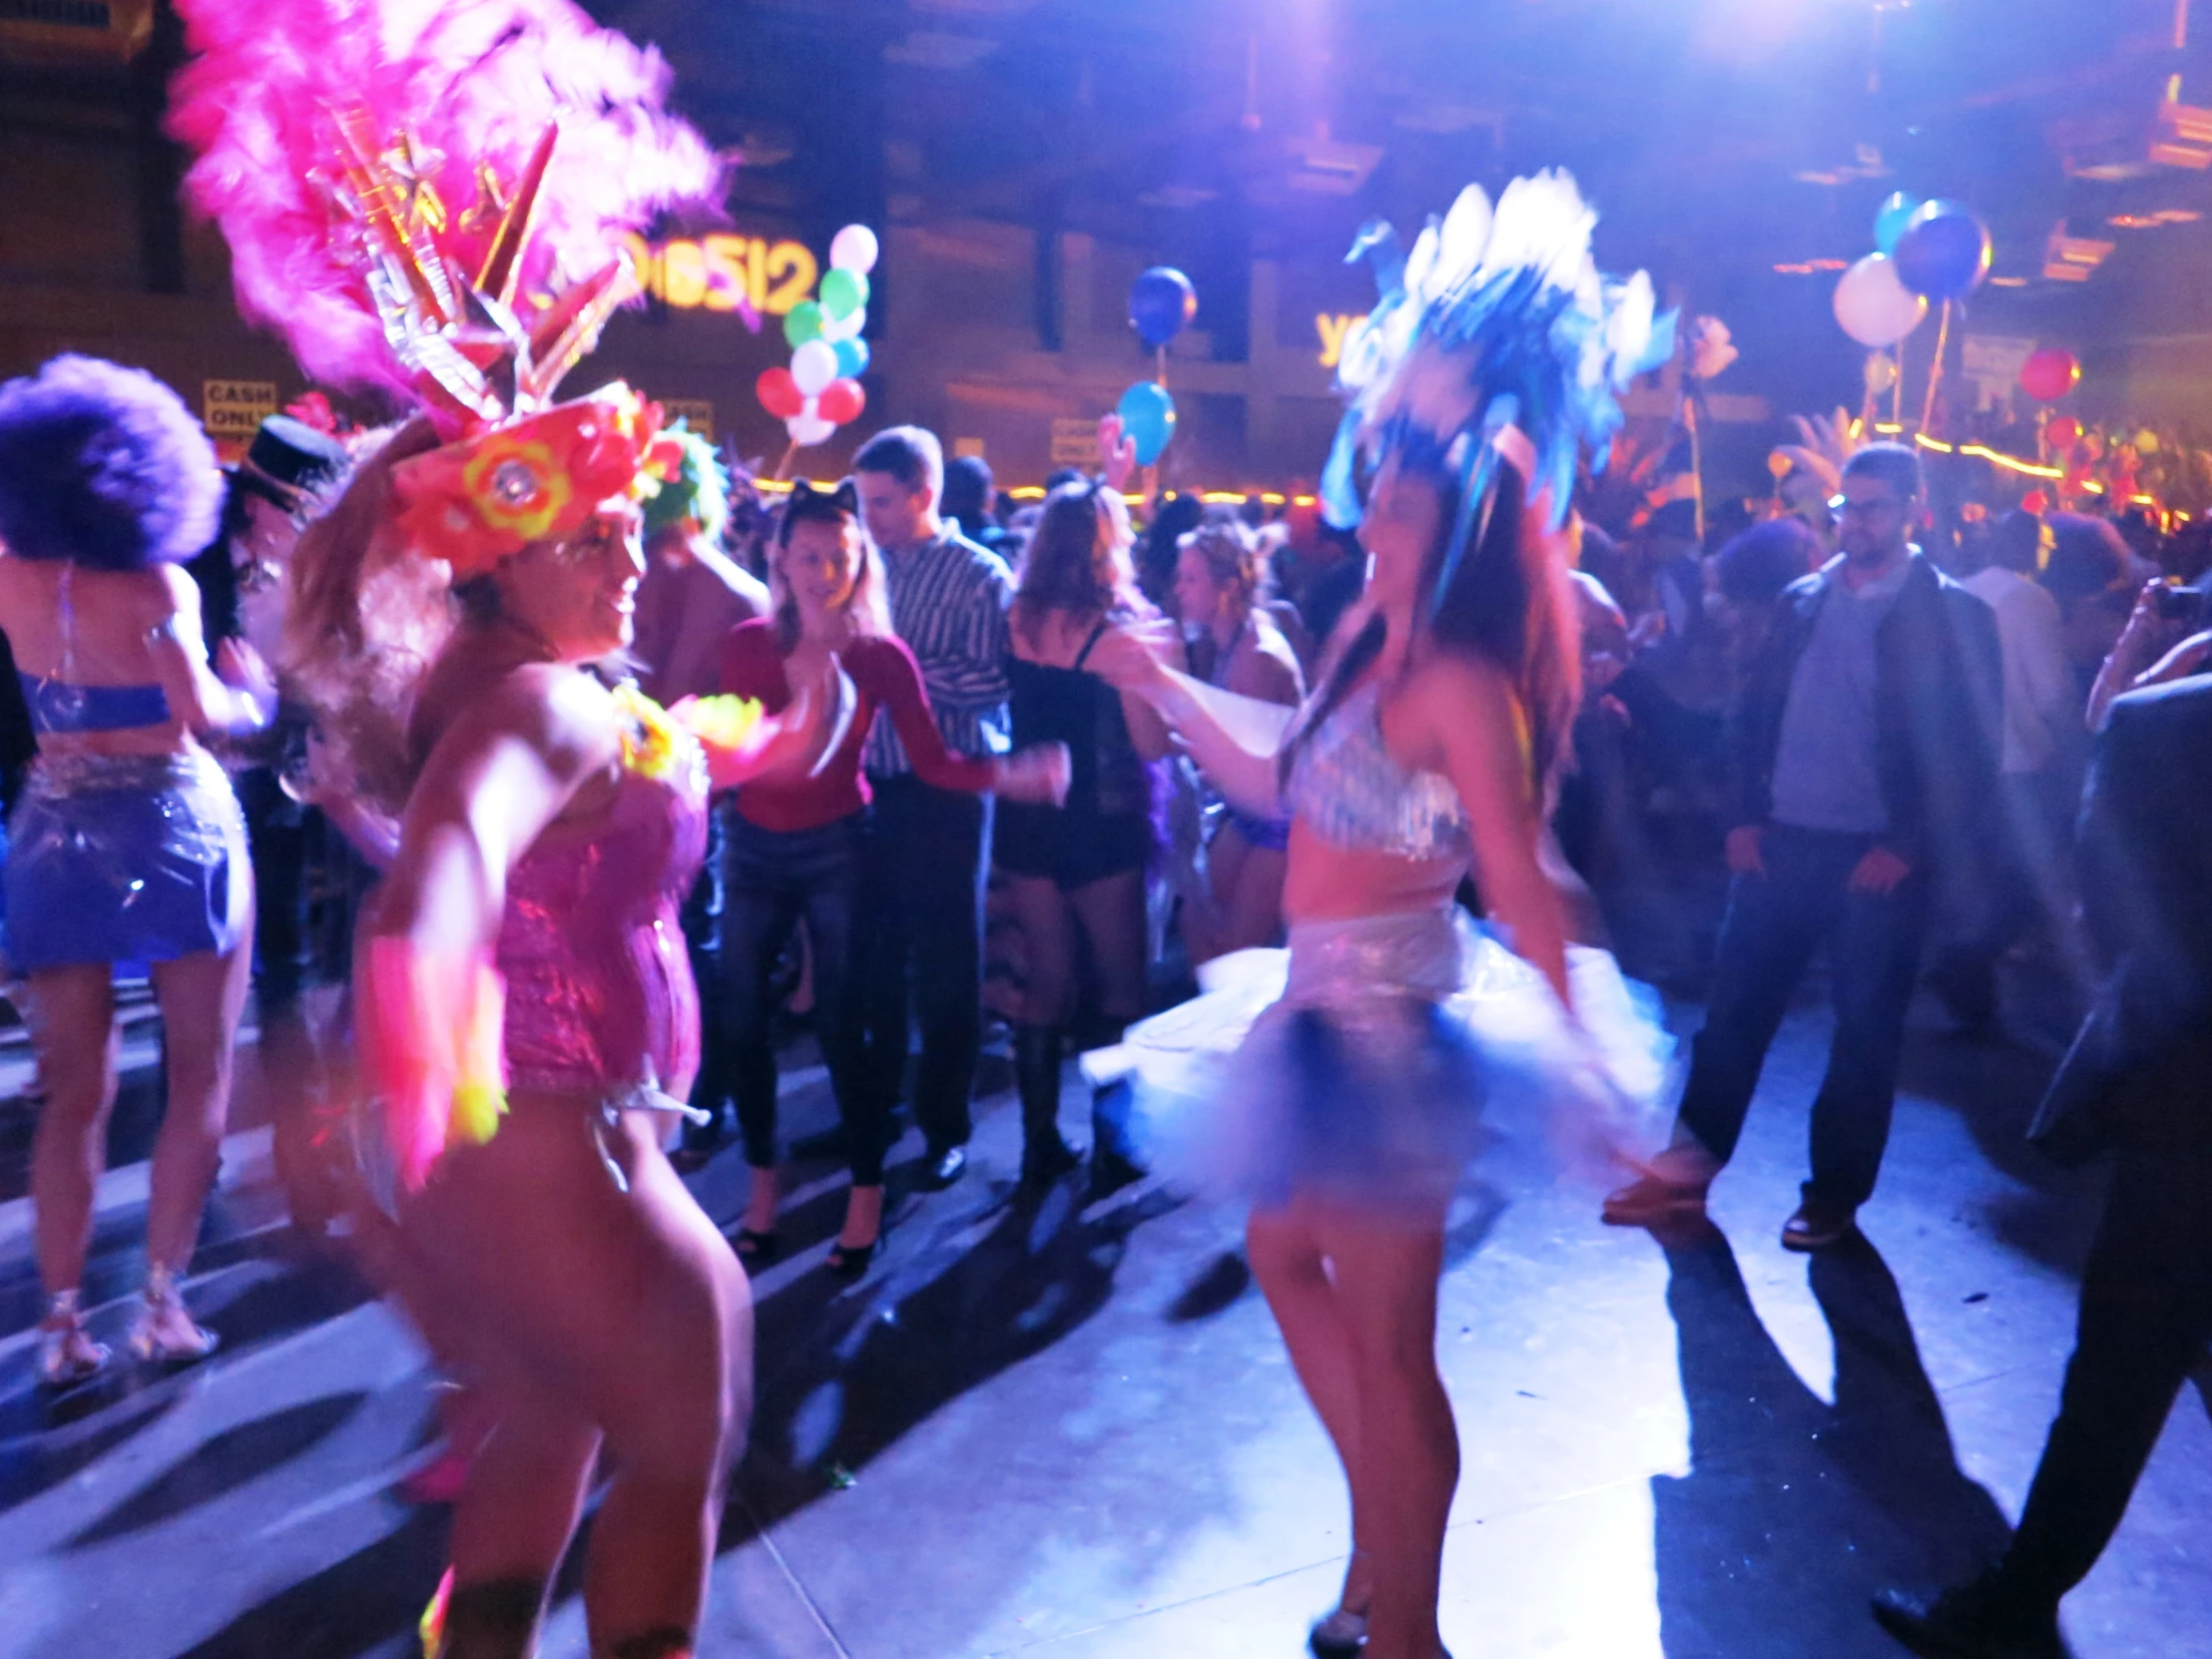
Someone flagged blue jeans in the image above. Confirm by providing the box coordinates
[1676,824,1929,1211]
[681,799,731,1125]
[723,812,879,1184]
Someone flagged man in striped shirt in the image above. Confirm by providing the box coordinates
[852,427,1014,1189]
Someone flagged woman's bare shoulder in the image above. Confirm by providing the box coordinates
[413,654,618,775]
[1400,650,1516,739]
[1010,603,1093,666]
[1228,624,1304,705]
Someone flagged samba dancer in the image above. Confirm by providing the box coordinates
[1087,174,1673,1659]
[170,4,805,1651]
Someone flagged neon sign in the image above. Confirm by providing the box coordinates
[1314,312,1370,369]
[621,233,822,316]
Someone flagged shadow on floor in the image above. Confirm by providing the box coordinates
[172,1506,449,1659]
[728,1172,1184,1533]
[65,1389,369,1549]
[1651,1221,2013,1659]
[0,1250,373,1512]
[1895,1025,2107,1279]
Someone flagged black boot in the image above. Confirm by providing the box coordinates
[1014,1024,1081,1188]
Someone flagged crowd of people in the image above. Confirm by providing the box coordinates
[4,337,2212,1659]
[0,15,2207,1659]
[4,348,2212,1658]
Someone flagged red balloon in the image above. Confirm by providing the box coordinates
[818,378,866,426]
[2019,347,2081,404]
[757,367,805,419]
[2020,489,2050,516]
[2046,415,2081,452]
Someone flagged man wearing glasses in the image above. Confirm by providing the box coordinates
[1605,443,2002,1250]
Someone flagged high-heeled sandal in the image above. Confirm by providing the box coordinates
[732,1228,780,1267]
[1308,1605,1370,1657]
[38,1290,111,1387]
[825,1236,877,1281]
[128,1264,220,1365]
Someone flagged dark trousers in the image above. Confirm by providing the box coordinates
[857,776,991,1154]
[680,799,731,1123]
[235,765,311,1010]
[1996,1143,2212,1605]
[1677,824,1929,1210]
[723,812,880,1183]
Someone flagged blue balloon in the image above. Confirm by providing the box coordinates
[1128,267,1197,349]
[1116,380,1177,466]
[1893,199,1992,301]
[833,336,870,379]
[1874,192,1920,258]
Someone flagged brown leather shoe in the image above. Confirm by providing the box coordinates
[1602,1158,1715,1227]
[1781,1198,1858,1252]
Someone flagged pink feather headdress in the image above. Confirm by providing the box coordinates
[168,0,723,426]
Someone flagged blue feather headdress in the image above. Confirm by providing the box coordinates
[1320,171,1674,609]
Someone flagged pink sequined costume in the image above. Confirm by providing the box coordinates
[497,738,710,1101]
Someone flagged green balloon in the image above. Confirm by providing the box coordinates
[784,300,826,347]
[821,268,870,320]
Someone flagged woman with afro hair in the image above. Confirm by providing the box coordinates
[0,354,277,1385]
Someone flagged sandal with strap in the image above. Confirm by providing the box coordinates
[39,1290,111,1387]
[128,1265,220,1365]
[732,1228,780,1268]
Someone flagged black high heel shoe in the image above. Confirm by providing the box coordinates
[732,1227,780,1269]
[826,1236,877,1281]
[1308,1605,1369,1657]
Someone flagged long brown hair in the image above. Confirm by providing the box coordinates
[281,419,452,814]
[1011,480,1142,649]
[1285,458,1580,796]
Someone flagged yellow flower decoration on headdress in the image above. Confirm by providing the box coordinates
[458,434,572,544]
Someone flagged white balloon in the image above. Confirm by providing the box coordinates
[830,224,879,276]
[823,305,867,342]
[1833,253,1928,349]
[787,412,836,447]
[791,338,839,396]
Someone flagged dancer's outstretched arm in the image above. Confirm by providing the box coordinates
[1088,623,1296,819]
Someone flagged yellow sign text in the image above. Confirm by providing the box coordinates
[1314,313,1366,370]
[202,379,278,439]
[623,234,822,317]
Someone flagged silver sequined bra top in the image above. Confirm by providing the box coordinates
[1285,681,1474,861]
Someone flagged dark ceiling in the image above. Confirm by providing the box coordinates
[583,0,2212,407]
[6,1,2202,413]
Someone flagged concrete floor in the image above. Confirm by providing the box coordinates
[0,988,2208,1659]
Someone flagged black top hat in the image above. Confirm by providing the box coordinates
[236,413,349,511]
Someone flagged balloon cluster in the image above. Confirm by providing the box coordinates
[757,224,877,448]
[1115,267,1195,466]
[1833,193,1992,349]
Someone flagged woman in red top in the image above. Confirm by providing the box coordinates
[718,481,1065,1275]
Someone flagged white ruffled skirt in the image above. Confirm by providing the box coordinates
[1085,904,1674,1215]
